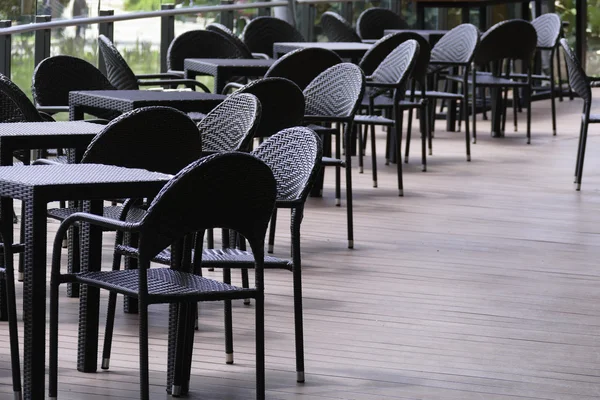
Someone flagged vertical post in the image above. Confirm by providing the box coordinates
[341,2,352,24]
[161,4,175,73]
[98,10,114,74]
[576,0,587,71]
[0,21,11,78]
[220,0,235,30]
[390,0,401,15]
[299,3,311,40]
[34,15,51,67]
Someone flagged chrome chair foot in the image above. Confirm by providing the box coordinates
[226,352,234,364]
[101,358,110,370]
[297,371,305,383]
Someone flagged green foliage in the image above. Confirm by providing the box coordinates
[124,0,161,12]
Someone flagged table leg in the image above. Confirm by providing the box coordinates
[77,200,104,373]
[69,105,84,121]
[490,88,504,137]
[22,196,48,399]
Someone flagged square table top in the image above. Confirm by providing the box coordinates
[0,121,103,137]
[184,58,275,68]
[69,90,226,115]
[0,163,171,201]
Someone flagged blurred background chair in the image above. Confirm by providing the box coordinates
[242,16,305,58]
[321,11,361,43]
[356,8,408,41]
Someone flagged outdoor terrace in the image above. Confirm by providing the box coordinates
[0,91,597,399]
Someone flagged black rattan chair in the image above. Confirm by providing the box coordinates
[242,16,305,58]
[234,77,305,139]
[198,92,261,153]
[559,39,600,190]
[166,30,247,76]
[361,40,422,193]
[32,55,116,120]
[509,14,562,136]
[0,73,47,125]
[98,35,210,92]
[303,63,365,248]
[134,127,322,384]
[49,152,277,400]
[264,47,342,90]
[406,24,479,161]
[321,11,361,43]
[356,8,408,41]
[449,20,537,144]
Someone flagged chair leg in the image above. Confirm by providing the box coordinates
[335,126,342,206]
[513,88,518,132]
[49,273,60,399]
[472,77,477,144]
[556,47,564,102]
[224,268,234,363]
[575,119,585,182]
[550,60,557,136]
[404,115,412,164]
[344,125,354,248]
[394,107,404,196]
[370,123,378,188]
[290,210,305,382]
[267,209,277,253]
[526,85,532,144]
[420,105,427,172]
[2,242,21,399]
[139,301,150,400]
[358,124,364,173]
[101,234,124,370]
[576,117,590,191]
[463,93,472,162]
[255,292,265,400]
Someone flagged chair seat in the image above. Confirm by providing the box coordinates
[47,205,147,227]
[322,156,345,167]
[407,90,463,100]
[74,268,253,301]
[447,73,529,87]
[354,114,394,126]
[116,244,293,270]
[308,124,337,136]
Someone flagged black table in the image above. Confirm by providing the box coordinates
[0,121,102,167]
[273,42,372,63]
[0,164,171,399]
[184,58,275,94]
[69,90,226,120]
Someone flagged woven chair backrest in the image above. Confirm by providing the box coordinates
[242,16,305,57]
[356,8,408,40]
[474,19,537,66]
[532,13,562,49]
[0,73,44,123]
[321,11,361,43]
[206,23,254,59]
[98,35,140,90]
[559,38,591,104]
[198,93,261,152]
[430,23,479,65]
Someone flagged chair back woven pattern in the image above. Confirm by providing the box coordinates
[167,30,246,72]
[98,35,140,90]
[474,19,537,66]
[251,127,322,202]
[559,38,591,103]
[321,11,361,43]
[0,73,44,123]
[236,77,305,138]
[82,106,202,174]
[141,152,277,259]
[371,39,419,95]
[356,8,408,40]
[303,63,365,119]
[265,47,342,90]
[198,93,261,152]
[32,55,116,107]
[206,23,254,59]
[242,16,305,56]
[430,23,479,65]
[360,32,429,80]
[531,13,562,49]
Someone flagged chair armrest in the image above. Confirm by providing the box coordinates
[32,158,64,166]
[137,79,211,93]
[135,72,183,79]
[252,53,270,60]
[36,105,69,114]
[303,115,350,123]
[222,82,245,94]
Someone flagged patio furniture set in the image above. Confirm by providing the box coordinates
[0,8,594,400]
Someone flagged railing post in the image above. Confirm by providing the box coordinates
[341,2,352,24]
[0,21,11,78]
[220,0,235,30]
[98,10,114,74]
[161,4,175,73]
[34,15,51,67]
[390,0,402,16]
[575,0,586,71]
[299,3,313,41]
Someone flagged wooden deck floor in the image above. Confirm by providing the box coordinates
[0,92,599,399]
